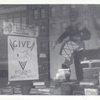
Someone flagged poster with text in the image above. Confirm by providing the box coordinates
[8,36,39,81]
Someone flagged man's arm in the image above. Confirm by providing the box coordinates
[57,27,70,44]
[53,27,70,49]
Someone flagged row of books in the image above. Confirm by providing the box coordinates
[30,88,51,95]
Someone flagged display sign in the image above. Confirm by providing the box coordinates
[8,36,39,81]
[3,22,39,37]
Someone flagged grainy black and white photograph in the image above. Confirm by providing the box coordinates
[0,4,100,96]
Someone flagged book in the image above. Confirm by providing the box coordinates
[35,85,46,88]
[80,79,97,86]
[30,88,39,94]
[38,88,51,95]
[33,82,45,86]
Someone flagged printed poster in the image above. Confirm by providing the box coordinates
[8,36,39,81]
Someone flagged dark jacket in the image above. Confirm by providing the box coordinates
[57,25,91,44]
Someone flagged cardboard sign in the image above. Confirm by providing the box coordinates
[3,22,39,37]
[8,36,39,81]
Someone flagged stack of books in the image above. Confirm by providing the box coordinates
[30,82,51,95]
[38,88,51,95]
[30,88,39,95]
[2,86,13,95]
[13,86,22,95]
[33,82,46,89]
[30,82,48,95]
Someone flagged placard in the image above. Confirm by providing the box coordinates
[8,36,39,81]
[3,22,39,37]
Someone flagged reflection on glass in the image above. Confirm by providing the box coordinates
[41,8,46,18]
[33,9,38,19]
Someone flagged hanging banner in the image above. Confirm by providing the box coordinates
[8,36,39,81]
[3,22,39,37]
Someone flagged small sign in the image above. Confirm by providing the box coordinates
[84,88,98,95]
[8,36,39,81]
[3,22,39,37]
